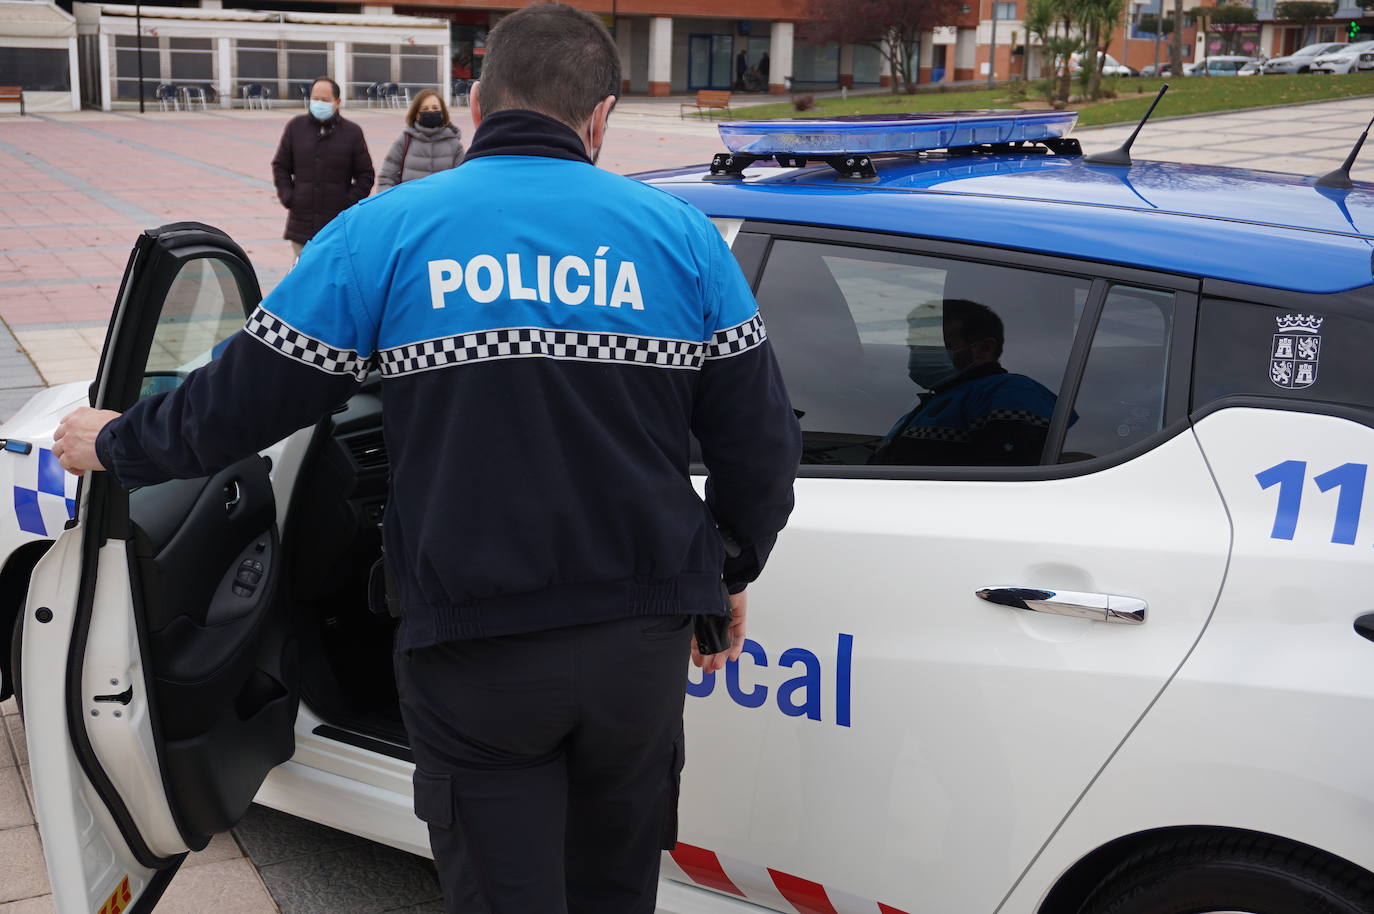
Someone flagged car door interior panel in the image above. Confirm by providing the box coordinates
[128,453,297,843]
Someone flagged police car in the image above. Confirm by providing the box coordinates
[4,109,1374,914]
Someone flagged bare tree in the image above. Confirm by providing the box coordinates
[803,0,964,95]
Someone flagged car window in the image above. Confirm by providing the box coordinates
[142,256,247,398]
[1193,295,1374,410]
[1061,285,1174,462]
[752,239,1092,468]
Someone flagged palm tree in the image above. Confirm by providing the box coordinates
[1027,0,1085,106]
[1080,0,1125,98]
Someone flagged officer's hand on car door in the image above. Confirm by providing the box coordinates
[52,406,119,476]
[693,590,747,674]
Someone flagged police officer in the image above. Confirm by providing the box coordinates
[872,298,1057,466]
[51,5,801,913]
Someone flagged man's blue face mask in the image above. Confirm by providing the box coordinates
[906,346,959,390]
[309,100,335,122]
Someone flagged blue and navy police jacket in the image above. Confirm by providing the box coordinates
[97,110,802,650]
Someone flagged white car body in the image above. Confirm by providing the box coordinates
[1262,41,1347,73]
[7,148,1374,914]
[1310,40,1374,73]
[1069,52,1133,76]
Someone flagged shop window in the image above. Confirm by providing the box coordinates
[0,47,69,91]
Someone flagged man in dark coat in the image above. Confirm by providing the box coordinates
[271,76,374,257]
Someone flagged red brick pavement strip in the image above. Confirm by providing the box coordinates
[0,109,723,335]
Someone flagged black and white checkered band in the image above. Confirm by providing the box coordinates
[968,408,1052,431]
[706,313,767,360]
[901,424,971,443]
[900,409,1050,441]
[378,327,705,377]
[245,308,368,378]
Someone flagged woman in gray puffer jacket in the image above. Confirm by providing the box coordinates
[378,89,465,188]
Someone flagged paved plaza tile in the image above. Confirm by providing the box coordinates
[1,93,1373,912]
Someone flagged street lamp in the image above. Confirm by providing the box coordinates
[136,0,145,113]
[988,0,999,87]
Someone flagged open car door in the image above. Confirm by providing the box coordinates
[19,224,298,912]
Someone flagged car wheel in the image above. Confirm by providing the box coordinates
[9,608,20,719]
[1079,832,1374,914]
[1299,66,1309,73]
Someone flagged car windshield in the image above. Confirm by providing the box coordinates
[1334,41,1374,54]
[1296,43,1343,55]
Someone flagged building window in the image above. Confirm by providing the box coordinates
[285,41,328,102]
[114,35,158,101]
[0,47,69,91]
[399,46,442,90]
[792,41,841,86]
[995,2,1017,19]
[170,37,213,82]
[351,43,391,99]
[852,43,882,82]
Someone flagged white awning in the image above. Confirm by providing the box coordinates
[0,1,77,40]
[75,2,446,29]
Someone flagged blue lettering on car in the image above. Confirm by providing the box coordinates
[1257,460,1368,543]
[687,633,853,727]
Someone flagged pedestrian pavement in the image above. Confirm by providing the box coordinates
[1,93,1374,912]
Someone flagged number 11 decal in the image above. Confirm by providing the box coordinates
[1256,461,1368,544]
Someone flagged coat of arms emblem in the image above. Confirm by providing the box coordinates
[1270,313,1323,389]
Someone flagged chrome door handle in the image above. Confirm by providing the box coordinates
[976,586,1147,624]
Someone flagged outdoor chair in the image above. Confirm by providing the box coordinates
[154,84,179,112]
[180,85,209,112]
[241,83,270,110]
[380,83,408,108]
[365,82,382,108]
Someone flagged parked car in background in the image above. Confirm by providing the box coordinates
[1139,61,1186,77]
[1310,40,1374,73]
[1191,56,1262,76]
[1069,51,1135,76]
[1237,59,1264,75]
[1263,41,1347,73]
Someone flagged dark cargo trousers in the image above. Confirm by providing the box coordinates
[394,614,694,914]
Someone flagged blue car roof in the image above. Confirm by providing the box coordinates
[641,153,1374,295]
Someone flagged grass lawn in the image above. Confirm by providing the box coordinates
[721,73,1374,127]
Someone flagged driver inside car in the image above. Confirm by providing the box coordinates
[870,298,1060,467]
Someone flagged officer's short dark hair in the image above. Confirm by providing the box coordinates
[478,3,620,127]
[943,298,1005,359]
[311,77,340,101]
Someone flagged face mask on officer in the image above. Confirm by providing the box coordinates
[907,346,960,389]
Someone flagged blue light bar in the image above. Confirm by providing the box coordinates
[718,110,1080,157]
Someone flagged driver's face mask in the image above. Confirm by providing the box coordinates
[906,346,960,390]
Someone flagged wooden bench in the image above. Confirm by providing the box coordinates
[0,87,24,116]
[680,89,732,119]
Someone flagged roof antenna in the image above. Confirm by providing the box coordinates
[1084,84,1169,168]
[1315,110,1374,190]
